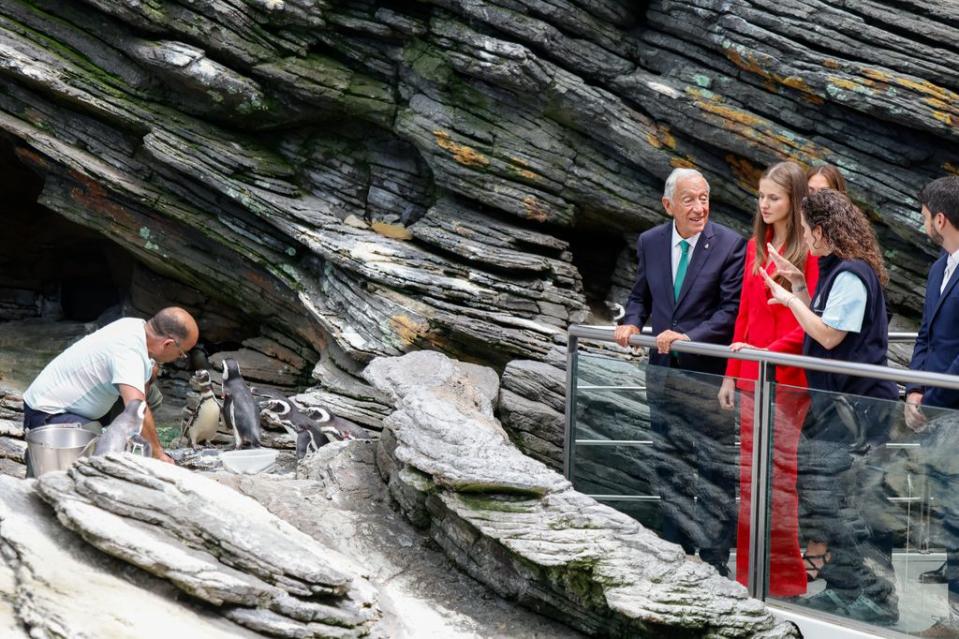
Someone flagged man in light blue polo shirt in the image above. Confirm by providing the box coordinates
[23,307,199,466]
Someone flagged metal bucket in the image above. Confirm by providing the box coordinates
[25,424,98,477]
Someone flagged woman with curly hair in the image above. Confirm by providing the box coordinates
[799,163,848,583]
[762,189,898,624]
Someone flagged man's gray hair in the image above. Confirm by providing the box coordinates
[663,168,709,200]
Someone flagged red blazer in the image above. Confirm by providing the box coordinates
[725,238,819,388]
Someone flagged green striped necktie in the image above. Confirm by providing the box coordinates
[674,239,689,301]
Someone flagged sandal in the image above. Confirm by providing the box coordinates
[803,551,830,582]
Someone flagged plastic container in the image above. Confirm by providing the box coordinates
[220,448,277,474]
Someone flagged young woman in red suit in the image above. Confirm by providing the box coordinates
[717,161,819,596]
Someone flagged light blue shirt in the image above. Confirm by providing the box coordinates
[821,271,867,333]
[24,318,152,419]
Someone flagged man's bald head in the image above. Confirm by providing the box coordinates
[146,307,199,363]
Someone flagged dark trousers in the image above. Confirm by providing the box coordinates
[646,363,737,572]
[22,386,162,476]
[797,396,896,607]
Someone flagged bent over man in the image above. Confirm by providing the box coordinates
[23,306,199,467]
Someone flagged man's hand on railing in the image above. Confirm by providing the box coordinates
[904,391,927,432]
[718,377,736,410]
[655,330,689,354]
[613,324,640,348]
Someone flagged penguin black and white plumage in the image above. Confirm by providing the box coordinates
[182,370,221,448]
[95,400,147,456]
[221,358,262,449]
[259,398,368,460]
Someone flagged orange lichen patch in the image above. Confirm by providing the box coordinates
[508,156,538,181]
[828,76,864,93]
[371,221,413,240]
[726,154,764,192]
[932,111,957,127]
[669,157,696,169]
[781,76,817,95]
[694,99,765,128]
[725,48,772,83]
[943,162,959,176]
[823,58,841,70]
[390,314,433,346]
[691,85,826,159]
[645,123,677,151]
[433,130,490,168]
[863,68,958,102]
[724,47,823,98]
[522,195,549,222]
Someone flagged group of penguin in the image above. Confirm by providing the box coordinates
[96,357,367,461]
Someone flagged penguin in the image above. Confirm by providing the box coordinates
[259,398,369,460]
[94,400,146,456]
[221,358,262,449]
[181,370,221,448]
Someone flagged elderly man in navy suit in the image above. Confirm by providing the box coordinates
[614,168,745,577]
[905,176,959,639]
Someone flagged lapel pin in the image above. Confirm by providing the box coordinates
[705,242,710,249]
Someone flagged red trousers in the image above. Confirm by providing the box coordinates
[735,387,809,597]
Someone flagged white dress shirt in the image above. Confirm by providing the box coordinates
[941,248,959,295]
[671,223,701,284]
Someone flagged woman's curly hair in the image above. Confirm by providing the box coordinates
[801,189,888,286]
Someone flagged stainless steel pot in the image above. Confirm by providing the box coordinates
[25,423,98,477]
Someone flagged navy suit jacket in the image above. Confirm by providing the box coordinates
[622,220,746,376]
[908,253,959,408]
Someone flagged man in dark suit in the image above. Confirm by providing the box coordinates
[614,168,745,576]
[905,176,959,639]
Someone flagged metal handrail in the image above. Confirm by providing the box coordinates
[568,325,956,390]
[564,323,958,608]
[636,325,918,343]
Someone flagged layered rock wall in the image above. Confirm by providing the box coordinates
[0,0,952,371]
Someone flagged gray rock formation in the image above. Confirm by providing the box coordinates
[0,0,951,375]
[35,454,382,638]
[364,350,798,638]
[228,440,586,638]
[0,474,263,638]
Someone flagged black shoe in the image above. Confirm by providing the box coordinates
[921,561,949,584]
[710,561,730,579]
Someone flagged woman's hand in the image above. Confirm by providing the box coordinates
[730,342,763,352]
[766,243,805,286]
[760,268,796,306]
[718,376,736,410]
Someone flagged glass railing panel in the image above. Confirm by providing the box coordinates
[768,383,959,637]
[570,350,747,582]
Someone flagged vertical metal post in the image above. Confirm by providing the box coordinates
[747,361,775,599]
[563,334,579,480]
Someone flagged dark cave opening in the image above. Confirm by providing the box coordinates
[0,136,272,404]
[566,225,629,322]
[0,136,131,324]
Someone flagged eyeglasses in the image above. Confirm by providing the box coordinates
[167,336,188,360]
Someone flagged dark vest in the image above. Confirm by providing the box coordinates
[803,255,897,400]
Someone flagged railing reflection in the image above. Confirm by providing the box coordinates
[564,326,959,638]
